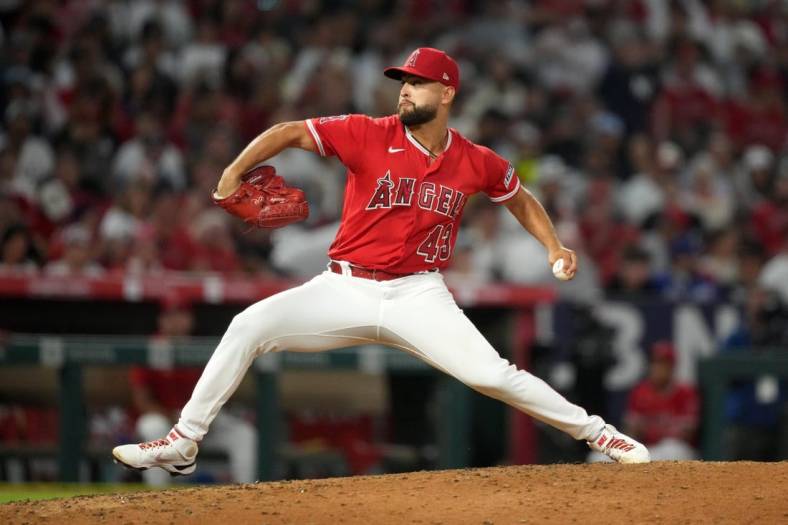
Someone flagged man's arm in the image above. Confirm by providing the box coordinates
[216,121,318,198]
[503,187,578,279]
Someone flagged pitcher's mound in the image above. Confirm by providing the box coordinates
[3,461,787,524]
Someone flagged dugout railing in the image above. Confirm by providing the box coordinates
[698,351,788,460]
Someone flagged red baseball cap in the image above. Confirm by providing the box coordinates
[651,341,676,364]
[384,47,460,91]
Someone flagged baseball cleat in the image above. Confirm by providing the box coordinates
[112,427,199,477]
[587,424,650,464]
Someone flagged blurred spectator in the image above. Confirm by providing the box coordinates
[446,199,501,286]
[44,223,103,276]
[112,111,185,191]
[639,206,691,275]
[735,144,774,210]
[147,188,197,271]
[510,121,543,185]
[125,223,163,276]
[749,165,788,258]
[177,18,225,87]
[680,154,734,231]
[651,37,720,151]
[35,146,92,230]
[531,155,584,219]
[270,221,339,278]
[658,234,719,302]
[0,99,55,199]
[128,295,257,485]
[169,82,238,155]
[190,208,240,273]
[116,0,193,50]
[759,239,788,306]
[607,245,659,297]
[460,56,528,130]
[267,148,344,224]
[99,181,151,271]
[531,17,608,94]
[722,287,788,460]
[730,239,766,304]
[53,77,117,196]
[122,20,179,81]
[723,67,787,152]
[579,176,639,285]
[622,342,699,461]
[698,228,739,289]
[597,26,659,134]
[0,223,39,272]
[618,140,680,226]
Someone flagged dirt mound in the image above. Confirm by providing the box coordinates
[3,462,787,524]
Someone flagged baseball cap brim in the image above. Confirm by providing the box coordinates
[384,66,442,84]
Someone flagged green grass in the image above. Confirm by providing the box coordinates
[0,483,150,504]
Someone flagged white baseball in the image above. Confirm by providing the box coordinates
[552,259,571,281]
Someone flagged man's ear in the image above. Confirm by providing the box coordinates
[442,86,456,105]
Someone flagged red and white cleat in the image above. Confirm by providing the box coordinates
[587,424,650,464]
[112,427,199,477]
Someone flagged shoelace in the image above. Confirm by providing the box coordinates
[138,438,170,450]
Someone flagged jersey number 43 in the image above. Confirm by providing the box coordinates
[416,223,453,263]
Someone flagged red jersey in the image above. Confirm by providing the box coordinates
[129,366,202,412]
[625,380,699,445]
[305,114,521,273]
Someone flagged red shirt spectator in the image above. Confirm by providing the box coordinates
[651,40,719,145]
[129,296,199,415]
[625,342,699,447]
[750,200,788,257]
[723,70,787,152]
[129,366,201,414]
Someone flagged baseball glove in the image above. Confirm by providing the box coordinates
[212,165,309,228]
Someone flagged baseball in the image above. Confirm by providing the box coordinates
[552,259,571,281]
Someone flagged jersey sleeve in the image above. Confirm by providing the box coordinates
[304,114,371,170]
[482,150,521,204]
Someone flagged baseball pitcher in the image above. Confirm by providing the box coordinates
[113,48,649,477]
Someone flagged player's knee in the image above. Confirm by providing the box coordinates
[226,302,280,343]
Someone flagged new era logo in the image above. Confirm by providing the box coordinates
[443,72,450,81]
[405,49,420,67]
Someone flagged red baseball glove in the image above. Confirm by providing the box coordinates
[212,165,309,228]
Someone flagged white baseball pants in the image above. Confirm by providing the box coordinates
[177,267,605,443]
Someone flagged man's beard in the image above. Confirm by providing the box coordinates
[398,103,437,126]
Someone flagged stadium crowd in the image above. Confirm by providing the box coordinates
[2,1,788,474]
[0,0,787,313]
